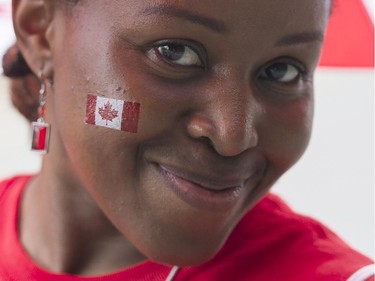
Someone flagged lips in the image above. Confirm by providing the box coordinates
[157,164,252,212]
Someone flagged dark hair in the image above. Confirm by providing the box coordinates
[2,44,32,78]
[2,44,39,122]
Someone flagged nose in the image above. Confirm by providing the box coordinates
[186,74,259,157]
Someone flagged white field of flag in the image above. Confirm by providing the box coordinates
[85,94,140,133]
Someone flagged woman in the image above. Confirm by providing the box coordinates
[0,0,373,280]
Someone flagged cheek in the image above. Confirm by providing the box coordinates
[259,96,314,171]
[49,50,146,205]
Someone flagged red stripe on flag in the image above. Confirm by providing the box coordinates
[121,102,140,133]
[85,94,97,125]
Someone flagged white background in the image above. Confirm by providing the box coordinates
[0,0,374,259]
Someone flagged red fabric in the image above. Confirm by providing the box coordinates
[320,0,374,67]
[0,176,373,281]
[0,176,172,281]
[179,197,374,281]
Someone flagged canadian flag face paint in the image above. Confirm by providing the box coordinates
[85,94,140,133]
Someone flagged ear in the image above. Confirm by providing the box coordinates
[12,0,55,79]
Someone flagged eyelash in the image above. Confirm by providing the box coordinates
[147,40,206,69]
[258,59,308,84]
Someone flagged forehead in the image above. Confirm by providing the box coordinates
[160,0,331,23]
[140,0,330,38]
[74,0,330,29]
[62,0,331,61]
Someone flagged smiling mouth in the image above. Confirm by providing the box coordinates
[157,164,248,212]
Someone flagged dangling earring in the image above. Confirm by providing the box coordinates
[31,72,51,153]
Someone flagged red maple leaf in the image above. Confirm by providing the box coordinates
[98,101,119,125]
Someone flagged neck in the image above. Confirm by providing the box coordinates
[19,164,146,276]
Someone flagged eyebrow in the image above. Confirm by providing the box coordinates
[276,31,324,46]
[140,4,228,33]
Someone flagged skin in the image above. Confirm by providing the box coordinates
[13,0,330,276]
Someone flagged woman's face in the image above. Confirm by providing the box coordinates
[46,0,329,265]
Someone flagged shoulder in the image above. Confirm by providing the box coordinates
[179,194,374,281]
[0,175,35,279]
[0,175,33,202]
[232,194,374,280]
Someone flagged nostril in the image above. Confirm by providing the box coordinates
[215,125,259,156]
[186,113,217,140]
[203,137,216,151]
[191,136,216,153]
[186,111,259,157]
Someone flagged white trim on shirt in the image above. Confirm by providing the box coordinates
[347,264,375,281]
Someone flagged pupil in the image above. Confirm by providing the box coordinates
[160,44,185,61]
[266,63,287,80]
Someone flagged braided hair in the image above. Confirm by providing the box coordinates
[2,43,40,122]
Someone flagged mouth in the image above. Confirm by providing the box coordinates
[157,164,251,212]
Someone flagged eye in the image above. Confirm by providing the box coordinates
[259,63,302,83]
[155,43,203,67]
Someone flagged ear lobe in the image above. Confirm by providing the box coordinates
[12,0,55,78]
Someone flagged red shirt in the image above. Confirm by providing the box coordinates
[0,176,373,280]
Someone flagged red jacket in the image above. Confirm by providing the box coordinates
[0,176,373,280]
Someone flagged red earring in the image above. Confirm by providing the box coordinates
[31,72,51,153]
